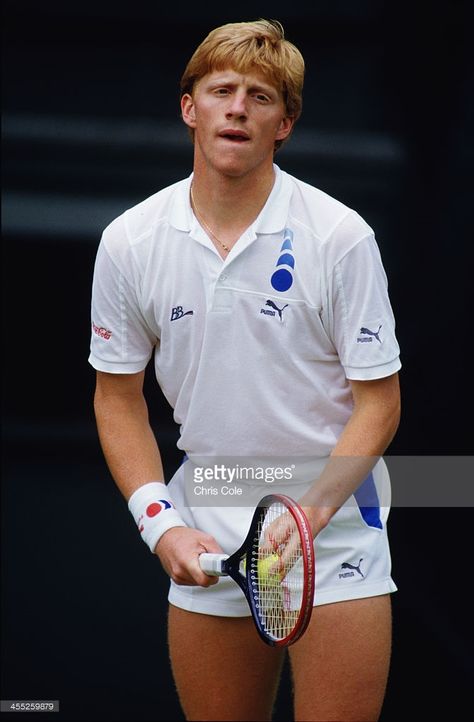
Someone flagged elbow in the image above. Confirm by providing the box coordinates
[386,397,402,447]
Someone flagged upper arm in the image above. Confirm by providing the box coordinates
[340,373,401,454]
[349,372,401,418]
[94,369,146,402]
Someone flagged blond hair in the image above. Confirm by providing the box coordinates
[180,19,305,149]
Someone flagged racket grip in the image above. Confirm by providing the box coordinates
[199,553,229,576]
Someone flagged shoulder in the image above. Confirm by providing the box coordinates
[100,178,189,256]
[283,170,374,256]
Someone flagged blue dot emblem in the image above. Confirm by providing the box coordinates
[270,228,295,292]
[276,253,295,269]
[271,268,293,292]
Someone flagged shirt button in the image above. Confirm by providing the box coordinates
[218,273,228,282]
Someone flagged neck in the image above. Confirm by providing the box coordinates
[190,164,276,249]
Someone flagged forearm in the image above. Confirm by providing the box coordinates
[94,383,165,500]
[94,380,223,584]
[300,374,401,534]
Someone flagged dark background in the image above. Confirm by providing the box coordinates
[2,1,472,720]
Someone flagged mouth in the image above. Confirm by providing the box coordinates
[218,130,250,143]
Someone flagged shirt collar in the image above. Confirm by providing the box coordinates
[252,164,293,234]
[168,174,194,232]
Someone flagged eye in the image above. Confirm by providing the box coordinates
[214,87,230,96]
[253,92,271,103]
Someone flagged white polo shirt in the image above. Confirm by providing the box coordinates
[89,164,401,460]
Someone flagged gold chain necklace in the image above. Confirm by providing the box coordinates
[190,185,231,253]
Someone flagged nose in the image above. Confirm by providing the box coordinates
[226,90,248,119]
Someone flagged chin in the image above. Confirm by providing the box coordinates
[214,154,268,179]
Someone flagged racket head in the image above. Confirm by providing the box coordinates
[244,494,315,647]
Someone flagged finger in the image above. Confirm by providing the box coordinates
[198,534,224,555]
[261,521,302,578]
[262,512,293,551]
[189,557,220,587]
[277,531,304,577]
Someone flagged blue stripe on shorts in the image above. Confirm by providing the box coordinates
[353,471,383,529]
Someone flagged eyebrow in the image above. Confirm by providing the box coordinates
[206,76,278,96]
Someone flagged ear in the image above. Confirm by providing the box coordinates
[275,115,295,142]
[181,93,197,129]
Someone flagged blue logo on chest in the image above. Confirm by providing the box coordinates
[271,228,295,292]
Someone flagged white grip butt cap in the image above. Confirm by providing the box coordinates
[199,553,229,576]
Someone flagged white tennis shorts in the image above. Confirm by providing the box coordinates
[167,458,397,616]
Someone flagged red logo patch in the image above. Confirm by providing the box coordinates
[146,502,163,517]
[92,321,112,340]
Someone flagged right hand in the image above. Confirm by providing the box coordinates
[154,526,223,587]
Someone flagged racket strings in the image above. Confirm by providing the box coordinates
[251,502,304,641]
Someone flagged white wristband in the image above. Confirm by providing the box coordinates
[127,482,187,553]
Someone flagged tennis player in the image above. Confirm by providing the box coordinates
[89,19,401,721]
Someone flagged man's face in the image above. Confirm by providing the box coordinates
[181,68,294,178]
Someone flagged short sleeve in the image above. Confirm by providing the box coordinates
[329,234,401,380]
[88,228,157,374]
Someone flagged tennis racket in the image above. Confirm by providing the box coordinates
[199,494,315,647]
